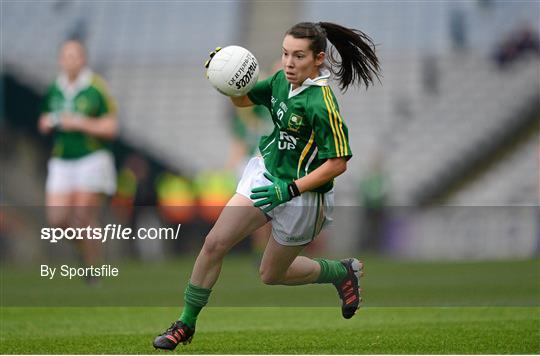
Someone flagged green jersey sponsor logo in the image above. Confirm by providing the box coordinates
[278,131,297,150]
[288,113,303,132]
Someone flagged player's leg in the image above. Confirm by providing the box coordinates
[71,191,104,267]
[190,193,268,287]
[68,150,115,270]
[45,193,72,228]
[259,235,361,285]
[154,193,267,350]
[259,236,317,285]
[261,186,364,318]
[260,235,363,318]
[250,222,271,264]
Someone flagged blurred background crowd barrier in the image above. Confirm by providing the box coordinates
[1,1,539,264]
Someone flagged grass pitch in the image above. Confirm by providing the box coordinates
[1,306,538,354]
[1,256,539,353]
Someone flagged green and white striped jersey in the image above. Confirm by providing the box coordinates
[247,69,352,193]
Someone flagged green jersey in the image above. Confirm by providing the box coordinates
[247,69,352,193]
[41,68,117,159]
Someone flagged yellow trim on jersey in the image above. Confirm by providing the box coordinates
[322,87,348,156]
[91,74,118,114]
[324,86,345,156]
[321,87,340,156]
[326,87,348,156]
[297,130,315,178]
[323,87,348,156]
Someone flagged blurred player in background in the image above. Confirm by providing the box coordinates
[38,39,118,281]
[154,21,380,349]
[359,151,389,252]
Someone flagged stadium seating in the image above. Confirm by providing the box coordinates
[333,54,539,205]
[450,132,539,206]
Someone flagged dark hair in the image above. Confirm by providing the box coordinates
[286,22,381,91]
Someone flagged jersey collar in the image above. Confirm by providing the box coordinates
[288,69,331,99]
[56,67,93,99]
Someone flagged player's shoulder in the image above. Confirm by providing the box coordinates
[89,73,112,94]
[308,84,338,113]
[89,72,118,112]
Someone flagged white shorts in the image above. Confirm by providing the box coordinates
[236,156,334,246]
[46,150,116,195]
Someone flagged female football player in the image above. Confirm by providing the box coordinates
[38,40,118,282]
[154,21,381,349]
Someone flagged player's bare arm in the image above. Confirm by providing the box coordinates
[230,95,254,107]
[294,157,347,194]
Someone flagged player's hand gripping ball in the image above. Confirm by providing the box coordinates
[205,45,259,97]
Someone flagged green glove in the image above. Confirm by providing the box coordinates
[204,47,222,68]
[250,172,300,213]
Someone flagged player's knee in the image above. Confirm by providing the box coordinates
[259,268,282,285]
[201,235,230,259]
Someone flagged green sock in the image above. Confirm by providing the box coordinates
[179,282,212,329]
[314,258,348,284]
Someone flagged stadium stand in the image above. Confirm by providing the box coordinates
[4,2,538,208]
[450,132,539,206]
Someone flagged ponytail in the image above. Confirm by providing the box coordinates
[286,22,381,91]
